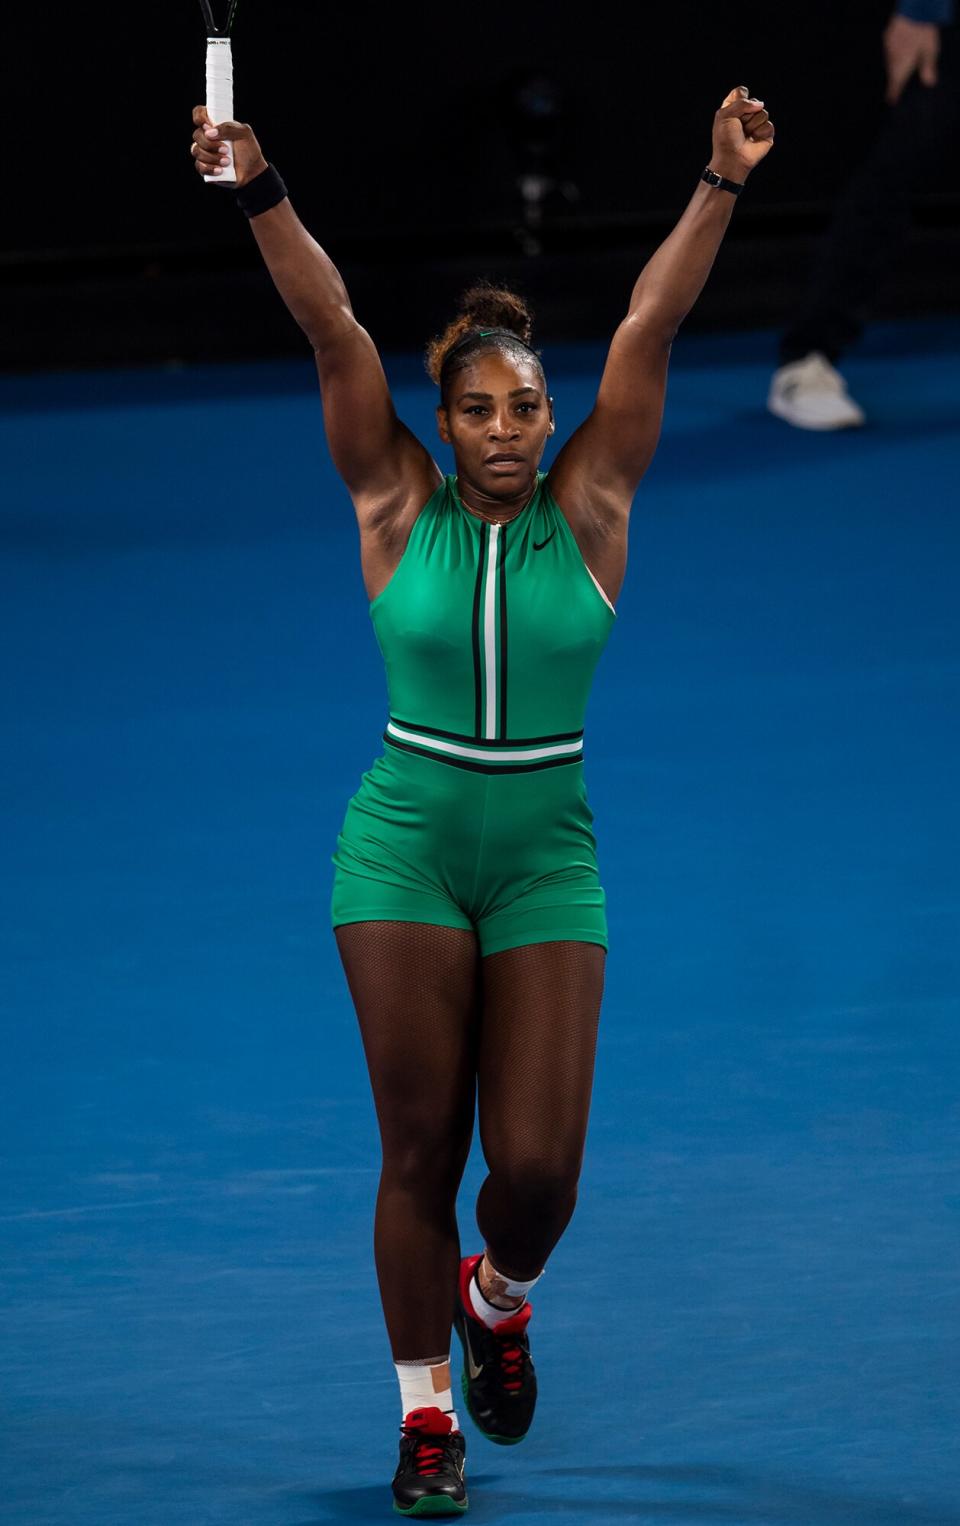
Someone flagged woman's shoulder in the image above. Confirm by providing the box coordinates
[406,473,454,521]
[404,474,455,535]
[538,469,566,512]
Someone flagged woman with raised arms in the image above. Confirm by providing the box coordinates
[190,83,773,1517]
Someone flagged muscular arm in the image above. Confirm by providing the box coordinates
[247,195,356,351]
[549,87,774,519]
[247,198,439,512]
[192,108,439,517]
[554,182,737,503]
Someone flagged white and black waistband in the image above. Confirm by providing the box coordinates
[383,718,584,774]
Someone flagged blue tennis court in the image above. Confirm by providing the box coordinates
[2,318,958,1525]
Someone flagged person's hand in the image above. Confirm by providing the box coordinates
[883,14,940,105]
[190,105,267,186]
[709,86,775,182]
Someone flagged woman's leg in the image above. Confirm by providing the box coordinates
[335,920,481,1358]
[474,940,606,1279]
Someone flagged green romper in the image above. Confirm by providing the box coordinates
[330,472,617,956]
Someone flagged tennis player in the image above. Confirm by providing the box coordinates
[191,84,774,1517]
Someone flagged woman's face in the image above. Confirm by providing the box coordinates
[437,350,555,498]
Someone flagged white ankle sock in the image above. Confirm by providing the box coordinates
[394,1357,460,1431]
[468,1255,543,1329]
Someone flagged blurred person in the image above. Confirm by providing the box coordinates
[189,86,773,1516]
[769,0,956,429]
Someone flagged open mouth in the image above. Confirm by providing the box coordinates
[486,454,524,467]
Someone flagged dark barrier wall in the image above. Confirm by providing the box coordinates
[11,1,905,250]
[5,0,957,366]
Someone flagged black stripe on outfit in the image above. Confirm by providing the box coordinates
[383,735,584,774]
[389,718,584,746]
[471,523,487,739]
[498,525,508,740]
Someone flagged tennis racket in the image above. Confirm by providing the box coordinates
[199,0,239,184]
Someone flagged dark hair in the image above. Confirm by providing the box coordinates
[425,281,544,397]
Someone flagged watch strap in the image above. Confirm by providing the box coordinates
[701,165,744,196]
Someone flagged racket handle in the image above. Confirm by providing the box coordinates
[204,36,236,185]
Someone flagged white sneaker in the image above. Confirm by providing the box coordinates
[767,351,866,430]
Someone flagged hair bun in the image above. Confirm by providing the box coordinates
[457,281,534,345]
[424,281,536,386]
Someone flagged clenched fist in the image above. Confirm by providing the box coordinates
[190,105,267,186]
[709,86,775,182]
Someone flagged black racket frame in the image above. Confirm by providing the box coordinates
[199,0,239,37]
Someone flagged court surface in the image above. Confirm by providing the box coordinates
[2,318,958,1525]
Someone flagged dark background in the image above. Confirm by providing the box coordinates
[4,0,957,369]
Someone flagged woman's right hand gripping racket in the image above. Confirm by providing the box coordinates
[194,0,266,189]
[191,104,265,187]
[191,0,265,188]
[197,0,239,183]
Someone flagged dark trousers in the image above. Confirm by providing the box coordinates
[780,29,959,366]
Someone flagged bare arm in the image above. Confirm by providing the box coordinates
[191,108,439,518]
[549,87,775,519]
[246,197,439,515]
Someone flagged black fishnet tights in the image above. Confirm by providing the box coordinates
[334,921,605,1359]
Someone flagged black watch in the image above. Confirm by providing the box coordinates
[701,165,744,196]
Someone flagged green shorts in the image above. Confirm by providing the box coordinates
[331,744,608,957]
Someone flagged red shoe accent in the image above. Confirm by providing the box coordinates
[457,1253,487,1326]
[491,1302,532,1391]
[402,1406,453,1436]
[491,1302,533,1337]
[458,1253,535,1331]
[400,1407,455,1477]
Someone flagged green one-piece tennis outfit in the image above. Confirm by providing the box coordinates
[330,472,617,956]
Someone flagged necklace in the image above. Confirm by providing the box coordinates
[455,476,536,526]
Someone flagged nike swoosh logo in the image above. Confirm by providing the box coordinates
[462,1322,484,1380]
[533,529,556,551]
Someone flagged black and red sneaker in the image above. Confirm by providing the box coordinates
[392,1405,468,1517]
[452,1253,538,1445]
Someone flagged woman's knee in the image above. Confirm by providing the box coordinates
[379,1116,473,1198]
[484,1154,582,1226]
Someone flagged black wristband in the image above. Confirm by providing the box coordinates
[235,163,288,219]
[701,165,744,196]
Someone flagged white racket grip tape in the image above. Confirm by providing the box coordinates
[204,37,236,184]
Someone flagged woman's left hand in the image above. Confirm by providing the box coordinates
[709,85,775,181]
